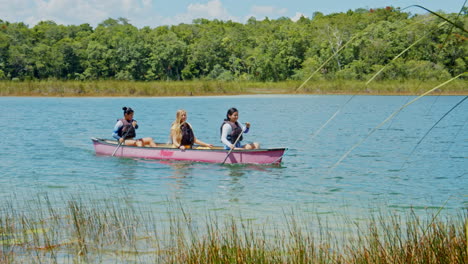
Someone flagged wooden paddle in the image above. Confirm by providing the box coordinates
[112,125,132,156]
[221,128,244,165]
[111,139,124,157]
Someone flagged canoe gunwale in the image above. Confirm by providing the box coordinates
[91,137,287,152]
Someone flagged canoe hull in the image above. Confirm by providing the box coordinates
[91,138,286,165]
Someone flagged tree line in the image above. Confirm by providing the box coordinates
[0,7,466,82]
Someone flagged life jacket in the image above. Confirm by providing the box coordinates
[117,118,136,139]
[180,123,195,146]
[220,121,243,144]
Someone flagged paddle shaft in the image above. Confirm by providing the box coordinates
[221,128,244,164]
[112,124,133,156]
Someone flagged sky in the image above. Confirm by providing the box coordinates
[0,0,466,28]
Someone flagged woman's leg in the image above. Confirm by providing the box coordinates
[142,137,157,147]
[244,142,260,149]
[124,139,138,146]
[136,140,144,147]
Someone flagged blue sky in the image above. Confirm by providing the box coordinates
[1,0,466,28]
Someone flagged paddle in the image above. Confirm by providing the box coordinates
[221,128,244,165]
[112,124,132,157]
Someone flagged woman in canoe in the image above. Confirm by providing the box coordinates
[220,107,260,150]
[170,109,213,150]
[112,107,157,147]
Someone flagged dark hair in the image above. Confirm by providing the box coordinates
[224,107,238,121]
[122,107,134,115]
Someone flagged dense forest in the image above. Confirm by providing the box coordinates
[0,7,466,82]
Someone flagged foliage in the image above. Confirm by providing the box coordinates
[0,7,466,82]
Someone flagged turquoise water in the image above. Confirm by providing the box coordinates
[0,95,466,224]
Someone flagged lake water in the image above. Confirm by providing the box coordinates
[0,95,466,228]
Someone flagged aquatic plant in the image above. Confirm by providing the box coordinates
[0,195,466,263]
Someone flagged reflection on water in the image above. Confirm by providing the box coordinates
[227,166,245,177]
[224,166,246,202]
[116,158,139,180]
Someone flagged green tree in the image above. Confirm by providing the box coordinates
[0,8,464,82]
[145,30,187,80]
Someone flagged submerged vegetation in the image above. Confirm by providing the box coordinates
[0,195,466,263]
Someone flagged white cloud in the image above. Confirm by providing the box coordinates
[142,0,151,9]
[0,0,462,28]
[170,0,238,25]
[250,6,274,15]
[291,12,307,22]
[1,0,256,28]
[0,0,35,23]
[187,0,226,18]
[121,0,134,13]
[0,0,154,27]
[0,0,240,27]
[250,5,288,17]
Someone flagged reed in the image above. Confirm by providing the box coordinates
[0,195,466,263]
[0,79,466,96]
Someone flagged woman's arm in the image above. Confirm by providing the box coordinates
[194,138,213,147]
[240,122,249,134]
[220,124,234,148]
[112,120,123,140]
[189,123,211,147]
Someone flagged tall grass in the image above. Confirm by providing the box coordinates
[0,79,466,96]
[0,195,466,263]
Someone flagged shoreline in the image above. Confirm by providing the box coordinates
[0,80,466,97]
[1,90,467,97]
[2,93,468,97]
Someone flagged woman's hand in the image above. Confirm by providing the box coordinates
[132,120,137,127]
[245,122,250,128]
[119,138,124,143]
[179,145,186,150]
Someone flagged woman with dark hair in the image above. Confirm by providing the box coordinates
[170,109,213,150]
[220,107,259,150]
[112,107,157,147]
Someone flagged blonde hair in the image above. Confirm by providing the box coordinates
[170,109,187,145]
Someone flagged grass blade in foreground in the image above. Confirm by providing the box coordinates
[0,195,466,263]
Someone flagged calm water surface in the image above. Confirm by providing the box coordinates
[0,95,466,226]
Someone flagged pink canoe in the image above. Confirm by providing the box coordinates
[91,138,286,165]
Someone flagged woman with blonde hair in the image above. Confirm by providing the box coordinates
[170,109,213,150]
